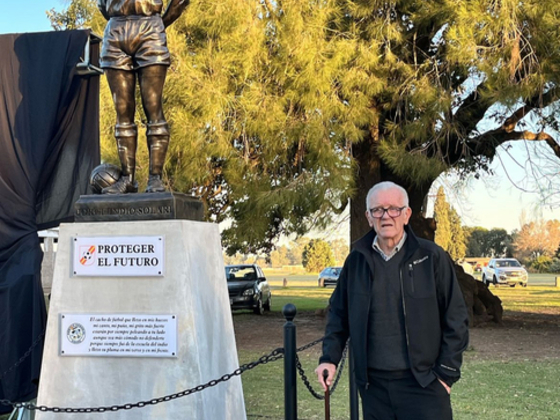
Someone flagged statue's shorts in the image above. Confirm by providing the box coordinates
[100,15,170,71]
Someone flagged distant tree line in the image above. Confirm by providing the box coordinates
[225,188,560,274]
[433,188,560,273]
[223,238,349,273]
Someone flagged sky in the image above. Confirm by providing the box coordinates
[2,0,559,235]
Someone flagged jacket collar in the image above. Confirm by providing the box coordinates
[353,224,420,259]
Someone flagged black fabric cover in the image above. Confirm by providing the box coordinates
[0,30,100,411]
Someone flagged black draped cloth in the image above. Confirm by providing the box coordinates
[0,30,100,412]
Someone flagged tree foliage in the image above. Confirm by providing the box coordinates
[46,0,104,31]
[330,238,350,266]
[50,0,560,253]
[434,187,452,252]
[302,239,335,273]
[513,219,560,262]
[464,227,513,257]
[269,245,290,268]
[448,207,466,261]
[433,187,465,260]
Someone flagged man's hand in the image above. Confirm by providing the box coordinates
[438,378,451,394]
[315,363,336,392]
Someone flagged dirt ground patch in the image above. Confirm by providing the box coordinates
[233,310,560,361]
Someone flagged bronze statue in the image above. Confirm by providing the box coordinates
[97,0,189,194]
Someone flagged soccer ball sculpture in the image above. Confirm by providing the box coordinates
[89,163,122,194]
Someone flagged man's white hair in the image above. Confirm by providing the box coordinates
[365,181,409,208]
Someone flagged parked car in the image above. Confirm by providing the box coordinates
[318,267,342,287]
[226,264,272,314]
[481,258,528,287]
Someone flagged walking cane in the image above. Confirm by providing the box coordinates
[323,369,331,420]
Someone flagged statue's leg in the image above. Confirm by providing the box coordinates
[138,65,168,193]
[102,69,139,194]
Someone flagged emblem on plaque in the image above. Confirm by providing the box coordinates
[67,323,86,344]
[79,245,96,266]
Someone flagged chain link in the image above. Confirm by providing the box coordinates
[296,336,323,352]
[295,343,348,400]
[0,347,284,413]
[1,335,339,413]
[0,330,45,381]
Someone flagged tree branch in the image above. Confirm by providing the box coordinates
[480,130,560,157]
[501,87,559,132]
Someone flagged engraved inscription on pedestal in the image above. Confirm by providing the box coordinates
[74,192,204,222]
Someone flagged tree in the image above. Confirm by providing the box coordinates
[302,240,335,273]
[286,237,309,266]
[270,245,290,268]
[330,238,350,266]
[530,255,553,273]
[464,227,488,257]
[485,229,514,258]
[46,0,104,31]
[513,219,560,262]
[433,187,466,260]
[51,1,560,252]
[434,187,452,252]
[465,227,513,257]
[448,208,466,261]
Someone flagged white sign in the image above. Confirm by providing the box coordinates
[60,314,177,358]
[73,236,164,276]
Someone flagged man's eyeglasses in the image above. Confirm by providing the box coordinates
[368,206,407,219]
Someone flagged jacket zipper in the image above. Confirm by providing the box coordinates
[408,263,414,293]
[365,270,374,390]
[399,267,411,363]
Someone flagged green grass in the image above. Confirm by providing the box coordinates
[267,273,335,312]
[487,286,560,313]
[239,352,560,420]
[2,275,559,420]
[452,360,560,420]
[242,276,560,419]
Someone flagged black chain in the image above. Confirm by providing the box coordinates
[0,347,284,413]
[0,330,45,381]
[295,343,348,400]
[0,336,339,413]
[296,336,323,352]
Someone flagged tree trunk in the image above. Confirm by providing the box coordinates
[350,133,436,243]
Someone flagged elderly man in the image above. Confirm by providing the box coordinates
[316,181,468,419]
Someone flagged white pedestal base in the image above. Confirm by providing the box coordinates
[36,220,246,420]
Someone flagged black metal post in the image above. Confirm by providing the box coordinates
[283,303,297,420]
[348,342,360,420]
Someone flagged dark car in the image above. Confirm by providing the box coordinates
[318,267,342,287]
[226,264,272,315]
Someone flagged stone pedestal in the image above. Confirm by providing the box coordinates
[36,220,246,420]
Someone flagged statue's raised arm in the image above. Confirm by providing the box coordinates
[162,0,190,28]
[97,0,110,20]
[96,0,189,194]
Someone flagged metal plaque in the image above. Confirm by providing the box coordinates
[73,236,164,276]
[60,314,177,358]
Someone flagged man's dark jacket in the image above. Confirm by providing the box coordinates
[320,225,469,388]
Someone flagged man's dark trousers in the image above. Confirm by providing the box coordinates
[359,374,453,420]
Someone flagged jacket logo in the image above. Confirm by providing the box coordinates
[413,256,429,265]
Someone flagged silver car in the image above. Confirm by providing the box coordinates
[482,258,528,287]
